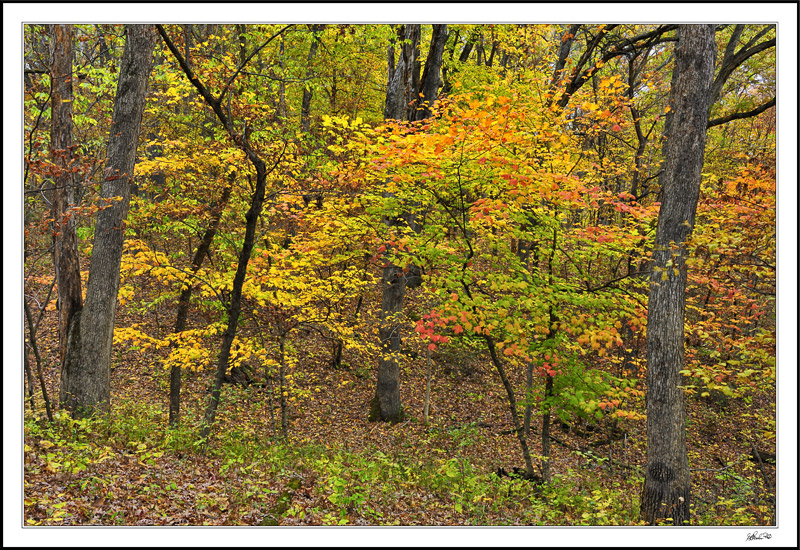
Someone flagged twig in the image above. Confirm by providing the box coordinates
[750,443,773,490]
[24,298,54,422]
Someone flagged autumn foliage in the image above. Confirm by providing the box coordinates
[22,23,777,529]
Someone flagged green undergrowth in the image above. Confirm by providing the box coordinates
[23,399,766,526]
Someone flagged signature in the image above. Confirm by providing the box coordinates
[746,531,772,541]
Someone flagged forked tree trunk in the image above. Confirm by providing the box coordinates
[48,24,83,366]
[485,336,535,478]
[641,24,716,526]
[60,25,156,418]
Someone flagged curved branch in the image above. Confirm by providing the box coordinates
[217,24,294,104]
[707,96,775,128]
[711,29,775,104]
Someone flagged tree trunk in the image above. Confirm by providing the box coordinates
[541,373,554,482]
[48,24,83,367]
[199,167,268,441]
[414,24,448,121]
[485,336,536,478]
[641,24,716,526]
[60,25,156,418]
[156,24,290,442]
[370,263,407,422]
[25,299,53,422]
[372,25,447,422]
[551,25,581,88]
[300,24,324,133]
[383,25,419,121]
[168,177,234,426]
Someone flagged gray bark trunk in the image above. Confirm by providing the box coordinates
[48,24,83,366]
[384,25,420,121]
[641,24,716,526]
[372,25,448,422]
[370,263,407,422]
[60,25,156,418]
[414,24,448,120]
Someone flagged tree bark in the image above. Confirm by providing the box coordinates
[300,25,324,133]
[384,25,419,121]
[414,24,448,121]
[60,25,156,418]
[641,24,716,526]
[372,25,447,422]
[370,262,408,422]
[48,24,83,367]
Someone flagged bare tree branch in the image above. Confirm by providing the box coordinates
[707,96,775,128]
[711,26,775,104]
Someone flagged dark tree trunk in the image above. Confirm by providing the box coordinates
[168,177,234,426]
[541,373,554,482]
[459,31,477,63]
[48,24,83,367]
[414,24,448,121]
[641,24,716,526]
[371,25,447,422]
[551,25,581,88]
[60,25,156,418]
[199,165,268,442]
[485,336,536,478]
[166,25,248,428]
[300,24,324,133]
[156,24,290,442]
[25,299,53,422]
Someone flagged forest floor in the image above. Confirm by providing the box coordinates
[22,297,776,527]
